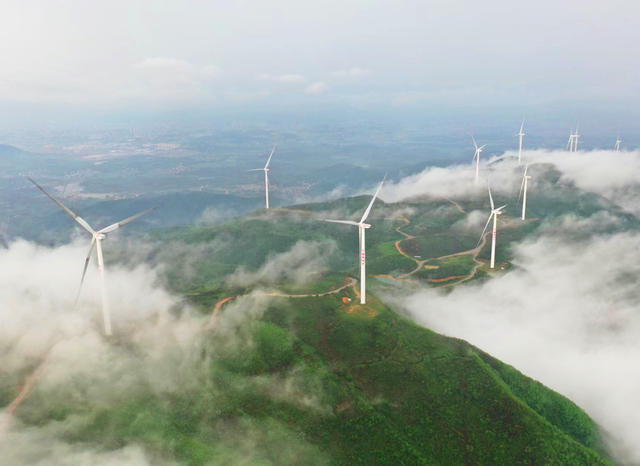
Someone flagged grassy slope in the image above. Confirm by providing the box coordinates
[14,164,633,463]
[36,291,609,465]
[268,293,609,465]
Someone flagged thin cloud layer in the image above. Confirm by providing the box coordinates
[226,240,337,288]
[305,82,329,95]
[0,238,330,463]
[2,1,639,108]
[382,149,640,214]
[521,149,640,215]
[381,160,522,201]
[400,227,640,463]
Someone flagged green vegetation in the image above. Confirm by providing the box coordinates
[14,292,610,464]
[10,165,635,464]
[416,254,476,281]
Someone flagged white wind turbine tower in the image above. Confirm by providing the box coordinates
[249,145,276,209]
[477,184,507,269]
[472,136,486,183]
[615,136,622,152]
[518,165,531,221]
[516,120,525,165]
[324,177,385,304]
[28,178,157,336]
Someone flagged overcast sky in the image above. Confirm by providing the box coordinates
[0,0,637,116]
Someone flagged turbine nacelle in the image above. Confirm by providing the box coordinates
[492,205,506,215]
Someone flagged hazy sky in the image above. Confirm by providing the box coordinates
[0,0,638,114]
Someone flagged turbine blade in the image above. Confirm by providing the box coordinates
[359,176,386,224]
[495,204,507,211]
[471,135,478,150]
[518,165,529,201]
[477,213,493,247]
[518,176,526,201]
[74,237,96,307]
[98,206,158,234]
[264,145,276,169]
[488,184,495,210]
[323,219,360,226]
[28,177,96,235]
[479,144,487,150]
[519,119,525,134]
[248,168,264,172]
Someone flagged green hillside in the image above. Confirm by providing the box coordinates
[12,291,611,464]
[8,161,630,464]
[133,162,637,301]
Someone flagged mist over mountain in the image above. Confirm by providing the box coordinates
[1,135,638,463]
[1,1,639,463]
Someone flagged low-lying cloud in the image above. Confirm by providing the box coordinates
[520,149,640,216]
[399,217,640,463]
[389,149,640,462]
[226,240,337,288]
[381,149,640,217]
[0,238,329,464]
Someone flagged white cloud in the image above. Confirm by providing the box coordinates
[128,57,219,103]
[0,238,330,463]
[381,161,521,202]
[275,73,306,83]
[226,240,336,288]
[0,431,156,466]
[382,149,640,216]
[1,1,640,107]
[133,57,192,71]
[387,148,640,462]
[399,228,640,463]
[520,149,640,215]
[257,73,306,84]
[304,81,329,95]
[331,67,371,79]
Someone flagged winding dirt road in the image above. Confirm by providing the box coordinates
[209,277,358,330]
[387,203,491,284]
[2,351,53,434]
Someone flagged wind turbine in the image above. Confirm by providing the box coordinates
[518,165,531,221]
[516,119,525,165]
[615,136,622,152]
[323,177,385,304]
[28,178,157,336]
[567,129,576,152]
[472,136,486,183]
[573,125,580,152]
[477,184,506,269]
[249,145,276,209]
